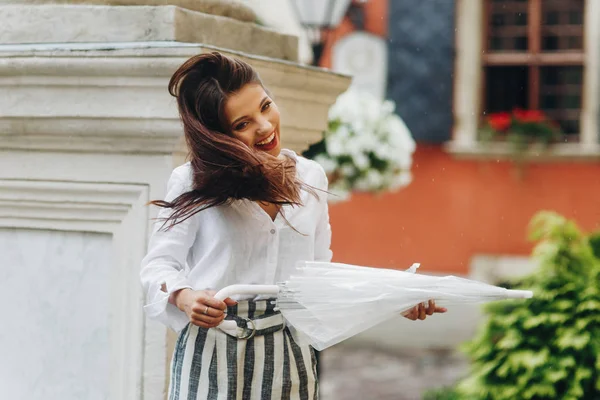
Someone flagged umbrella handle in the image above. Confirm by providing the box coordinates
[214,284,280,332]
[214,284,280,301]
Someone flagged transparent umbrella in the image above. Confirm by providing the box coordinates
[215,261,533,351]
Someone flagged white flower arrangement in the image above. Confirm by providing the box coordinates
[304,89,416,202]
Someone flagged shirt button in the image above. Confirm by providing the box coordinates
[270,229,276,234]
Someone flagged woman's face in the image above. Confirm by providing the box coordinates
[224,83,281,157]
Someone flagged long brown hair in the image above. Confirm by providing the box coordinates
[152,52,308,228]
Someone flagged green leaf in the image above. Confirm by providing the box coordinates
[576,300,600,313]
[552,299,575,311]
[558,356,577,369]
[556,331,591,350]
[496,330,522,350]
[522,314,548,329]
[522,382,556,398]
[545,368,568,383]
[547,313,570,324]
[575,317,594,330]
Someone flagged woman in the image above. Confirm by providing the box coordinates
[140,52,445,400]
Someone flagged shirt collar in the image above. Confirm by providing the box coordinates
[279,148,297,161]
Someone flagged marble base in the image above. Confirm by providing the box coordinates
[0,228,113,400]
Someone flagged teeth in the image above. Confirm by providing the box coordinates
[256,132,275,146]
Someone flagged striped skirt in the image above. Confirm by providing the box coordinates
[168,299,319,400]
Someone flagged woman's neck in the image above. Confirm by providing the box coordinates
[256,201,279,221]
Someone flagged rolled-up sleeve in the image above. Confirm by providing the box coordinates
[140,167,198,332]
[314,166,333,262]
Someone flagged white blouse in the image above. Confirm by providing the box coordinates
[140,149,332,332]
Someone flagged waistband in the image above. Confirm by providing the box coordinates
[221,299,285,339]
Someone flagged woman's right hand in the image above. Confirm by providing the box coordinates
[172,289,237,328]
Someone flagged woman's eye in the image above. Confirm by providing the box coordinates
[235,122,248,131]
[262,102,272,112]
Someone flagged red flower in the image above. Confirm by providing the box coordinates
[513,108,546,123]
[488,112,511,132]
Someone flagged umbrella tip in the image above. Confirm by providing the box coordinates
[507,289,534,299]
[406,263,421,273]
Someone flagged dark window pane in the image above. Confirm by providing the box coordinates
[564,68,583,84]
[484,66,529,114]
[562,120,580,135]
[541,95,558,109]
[567,36,583,50]
[490,37,503,50]
[543,35,559,50]
[515,12,527,26]
[492,14,506,26]
[569,11,583,24]
[540,66,583,135]
[542,0,584,51]
[565,95,581,109]
[487,0,529,51]
[514,36,528,50]
[544,11,559,25]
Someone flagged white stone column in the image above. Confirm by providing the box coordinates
[0,3,350,399]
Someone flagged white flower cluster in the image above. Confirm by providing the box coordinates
[312,89,416,202]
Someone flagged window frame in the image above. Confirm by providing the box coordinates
[447,0,600,159]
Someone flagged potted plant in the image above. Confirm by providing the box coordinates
[303,89,416,202]
[480,109,562,158]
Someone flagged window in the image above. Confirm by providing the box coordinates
[450,0,600,156]
[483,0,584,140]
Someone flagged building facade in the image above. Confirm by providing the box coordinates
[322,0,600,277]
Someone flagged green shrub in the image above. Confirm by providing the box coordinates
[456,211,600,400]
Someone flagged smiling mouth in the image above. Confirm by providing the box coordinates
[255,131,276,147]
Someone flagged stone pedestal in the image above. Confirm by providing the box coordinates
[0,4,298,61]
[1,0,258,21]
[0,2,350,399]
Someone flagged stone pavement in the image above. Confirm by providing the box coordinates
[318,344,469,400]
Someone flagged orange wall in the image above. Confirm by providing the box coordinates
[329,145,600,274]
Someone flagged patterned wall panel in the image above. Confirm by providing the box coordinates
[387,0,456,143]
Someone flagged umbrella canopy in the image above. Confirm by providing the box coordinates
[216,262,533,351]
[275,262,532,350]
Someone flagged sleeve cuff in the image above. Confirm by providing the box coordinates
[143,272,193,332]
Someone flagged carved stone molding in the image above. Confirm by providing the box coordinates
[0,43,350,155]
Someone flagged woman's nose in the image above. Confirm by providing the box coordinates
[256,117,273,134]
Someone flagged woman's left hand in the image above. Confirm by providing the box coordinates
[403,300,447,321]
